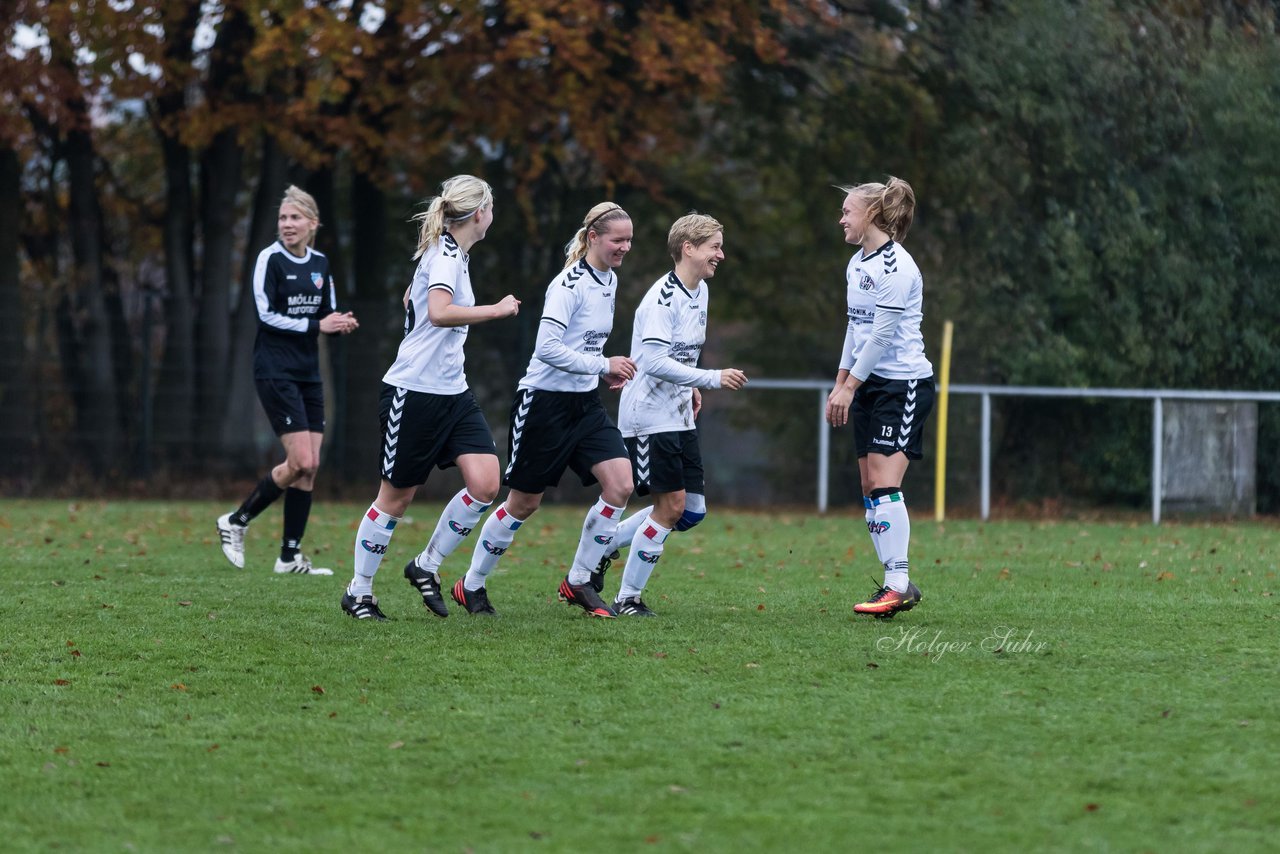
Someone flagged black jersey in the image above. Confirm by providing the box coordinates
[251,242,337,381]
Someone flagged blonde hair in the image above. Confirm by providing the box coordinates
[564,202,630,268]
[667,212,723,263]
[838,176,916,242]
[280,185,320,246]
[411,175,494,259]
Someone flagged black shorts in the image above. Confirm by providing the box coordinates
[625,430,704,497]
[379,385,498,489]
[256,378,325,436]
[853,374,935,460]
[503,389,629,494]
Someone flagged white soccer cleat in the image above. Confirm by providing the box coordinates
[215,514,246,569]
[273,554,333,576]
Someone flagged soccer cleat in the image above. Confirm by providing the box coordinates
[450,578,497,616]
[589,549,620,593]
[853,579,918,618]
[273,554,334,576]
[404,558,449,617]
[215,513,246,569]
[341,591,390,621]
[558,577,617,618]
[898,581,923,612]
[613,596,657,617]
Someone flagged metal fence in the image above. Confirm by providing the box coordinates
[748,379,1280,523]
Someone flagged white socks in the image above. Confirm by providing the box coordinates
[416,489,490,573]
[349,504,399,596]
[613,507,652,553]
[872,490,911,593]
[464,503,524,591]
[618,518,671,599]
[567,498,626,585]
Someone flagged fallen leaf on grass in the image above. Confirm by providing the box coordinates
[54,746,69,754]
[96,762,110,767]
[653,652,667,659]
[171,683,187,691]
[1084,803,1100,812]
[178,601,192,607]
[745,662,759,668]
[1156,572,1175,582]
[756,604,766,611]
[311,685,325,695]
[866,662,879,669]
[208,744,220,752]
[388,741,404,749]
[53,679,70,686]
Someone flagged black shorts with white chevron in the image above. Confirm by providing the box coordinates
[624,430,704,497]
[851,374,936,461]
[377,384,497,488]
[502,388,628,494]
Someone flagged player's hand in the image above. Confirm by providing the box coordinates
[320,312,358,334]
[494,295,521,318]
[602,373,628,391]
[719,369,748,391]
[692,387,702,419]
[826,385,854,427]
[606,356,636,381]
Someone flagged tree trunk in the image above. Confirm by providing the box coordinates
[221,131,288,468]
[341,169,393,480]
[196,126,243,453]
[0,145,30,476]
[65,124,123,475]
[151,0,201,467]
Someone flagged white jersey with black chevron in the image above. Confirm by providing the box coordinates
[382,232,473,395]
[518,258,616,393]
[847,240,932,380]
[839,253,876,371]
[618,272,719,438]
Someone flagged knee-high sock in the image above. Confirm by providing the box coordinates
[350,504,399,596]
[281,487,312,561]
[618,518,671,599]
[864,496,884,564]
[231,474,284,526]
[464,504,524,591]
[417,489,491,574]
[873,490,910,593]
[613,507,652,553]
[568,498,626,584]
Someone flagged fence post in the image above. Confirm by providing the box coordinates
[817,389,829,513]
[981,392,991,521]
[1152,397,1163,525]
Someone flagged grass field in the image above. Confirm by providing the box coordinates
[1,498,1276,852]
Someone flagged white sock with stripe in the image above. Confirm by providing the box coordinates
[417,489,490,574]
[464,504,524,591]
[618,518,671,599]
[872,490,911,593]
[568,498,626,585]
[613,508,652,555]
[864,496,884,563]
[349,505,398,597]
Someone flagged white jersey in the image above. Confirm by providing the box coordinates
[619,272,721,437]
[518,259,616,393]
[382,232,473,394]
[845,240,933,381]
[839,254,876,371]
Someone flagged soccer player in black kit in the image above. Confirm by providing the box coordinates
[215,185,358,575]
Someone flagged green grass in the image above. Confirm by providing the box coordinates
[1,499,1277,852]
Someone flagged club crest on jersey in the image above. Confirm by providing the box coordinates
[311,271,324,289]
[859,273,875,291]
[448,521,472,536]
